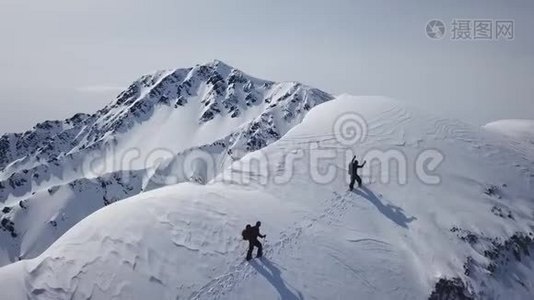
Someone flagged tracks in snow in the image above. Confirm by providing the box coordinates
[190,104,408,299]
[189,190,363,299]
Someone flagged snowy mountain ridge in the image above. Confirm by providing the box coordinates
[0,63,534,299]
[0,60,332,267]
[0,60,330,175]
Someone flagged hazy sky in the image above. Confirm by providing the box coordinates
[1,0,533,134]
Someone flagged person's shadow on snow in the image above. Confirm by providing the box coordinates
[355,186,416,228]
[249,258,304,300]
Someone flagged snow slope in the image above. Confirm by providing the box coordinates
[484,119,534,144]
[1,95,533,299]
[0,60,332,267]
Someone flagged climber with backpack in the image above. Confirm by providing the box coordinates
[242,221,266,261]
[348,156,366,191]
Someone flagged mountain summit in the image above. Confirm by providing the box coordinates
[0,60,331,172]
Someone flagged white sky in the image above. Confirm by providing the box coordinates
[0,0,533,134]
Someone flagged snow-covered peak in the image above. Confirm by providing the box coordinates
[0,60,331,173]
[203,59,238,76]
[0,61,333,269]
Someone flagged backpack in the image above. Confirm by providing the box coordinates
[242,228,250,240]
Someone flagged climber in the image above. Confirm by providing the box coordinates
[242,221,266,260]
[349,156,366,191]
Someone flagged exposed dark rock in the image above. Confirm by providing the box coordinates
[483,185,501,199]
[491,205,513,219]
[429,278,473,300]
[450,227,479,245]
[200,110,215,122]
[48,186,60,195]
[1,217,16,238]
[483,233,533,267]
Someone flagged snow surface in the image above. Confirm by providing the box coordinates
[1,95,534,299]
[484,119,534,145]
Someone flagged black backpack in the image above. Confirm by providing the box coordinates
[242,228,250,240]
